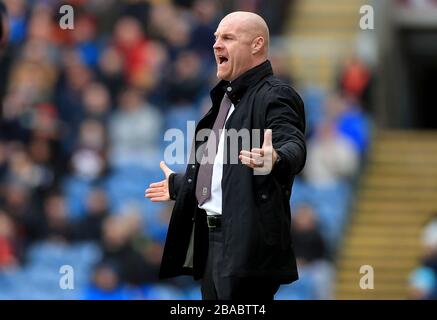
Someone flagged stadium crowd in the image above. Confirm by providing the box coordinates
[0,0,371,299]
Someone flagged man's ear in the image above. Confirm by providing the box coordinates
[251,36,264,55]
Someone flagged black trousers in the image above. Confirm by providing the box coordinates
[201,224,281,300]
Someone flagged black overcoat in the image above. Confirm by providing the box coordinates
[159,60,306,284]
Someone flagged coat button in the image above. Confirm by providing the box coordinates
[187,178,193,183]
[261,193,268,200]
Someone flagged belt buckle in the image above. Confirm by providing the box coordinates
[207,216,218,229]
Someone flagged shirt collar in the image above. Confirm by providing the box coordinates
[210,60,273,105]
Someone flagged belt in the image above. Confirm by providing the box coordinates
[207,215,222,229]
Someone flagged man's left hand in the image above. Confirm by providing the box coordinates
[239,129,278,175]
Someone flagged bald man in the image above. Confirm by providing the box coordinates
[146,11,306,300]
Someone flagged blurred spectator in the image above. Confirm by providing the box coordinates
[161,50,207,107]
[422,214,437,256]
[338,54,372,112]
[99,213,156,285]
[270,47,294,85]
[82,261,139,300]
[292,204,327,264]
[189,0,219,64]
[113,16,148,82]
[409,213,437,299]
[31,103,60,141]
[303,121,359,187]
[26,136,55,189]
[286,204,334,299]
[5,143,51,190]
[0,88,32,142]
[0,210,18,268]
[96,46,125,106]
[3,0,27,45]
[40,191,72,243]
[119,1,150,31]
[26,3,56,44]
[420,214,437,297]
[109,87,162,167]
[1,181,39,246]
[149,5,191,61]
[113,16,166,91]
[56,57,94,155]
[7,44,58,103]
[82,82,112,123]
[408,266,437,300]
[71,14,100,68]
[72,188,109,242]
[324,92,370,156]
[71,118,108,180]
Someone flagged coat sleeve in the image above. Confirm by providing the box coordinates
[265,85,306,177]
[168,173,185,200]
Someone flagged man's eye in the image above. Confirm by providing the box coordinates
[214,36,233,41]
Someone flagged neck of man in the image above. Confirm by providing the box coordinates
[230,57,268,82]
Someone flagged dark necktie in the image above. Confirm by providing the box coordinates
[195,93,232,205]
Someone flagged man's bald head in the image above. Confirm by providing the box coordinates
[220,11,269,56]
[213,11,270,81]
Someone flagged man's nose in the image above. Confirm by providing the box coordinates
[213,39,222,50]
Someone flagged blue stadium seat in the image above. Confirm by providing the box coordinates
[275,275,317,300]
[141,284,186,300]
[21,241,102,299]
[63,176,93,220]
[301,86,326,136]
[183,285,202,300]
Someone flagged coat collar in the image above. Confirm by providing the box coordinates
[210,60,273,105]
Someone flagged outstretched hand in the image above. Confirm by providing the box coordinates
[145,161,174,202]
[239,129,278,175]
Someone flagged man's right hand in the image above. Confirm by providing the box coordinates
[145,161,174,202]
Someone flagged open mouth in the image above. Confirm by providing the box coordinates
[218,56,229,65]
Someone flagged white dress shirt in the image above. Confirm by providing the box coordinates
[199,104,235,215]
